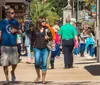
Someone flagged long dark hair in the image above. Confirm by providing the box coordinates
[34,18,46,32]
[29,24,34,31]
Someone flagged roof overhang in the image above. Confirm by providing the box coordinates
[78,0,85,1]
[5,0,29,5]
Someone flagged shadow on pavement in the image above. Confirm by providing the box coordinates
[0,81,53,85]
[0,81,100,85]
[85,65,100,76]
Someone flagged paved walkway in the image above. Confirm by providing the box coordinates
[0,54,100,85]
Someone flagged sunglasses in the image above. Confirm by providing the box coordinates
[10,12,15,14]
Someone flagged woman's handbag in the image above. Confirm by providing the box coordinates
[45,29,53,50]
[47,41,53,50]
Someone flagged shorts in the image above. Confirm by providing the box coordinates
[0,46,19,66]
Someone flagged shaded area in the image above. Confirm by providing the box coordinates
[85,65,100,76]
[0,81,100,85]
[0,81,52,85]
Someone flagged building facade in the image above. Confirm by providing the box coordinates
[0,0,5,20]
[0,0,29,22]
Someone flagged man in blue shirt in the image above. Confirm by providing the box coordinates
[0,8,20,84]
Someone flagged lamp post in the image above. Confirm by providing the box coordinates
[72,0,75,16]
[76,0,79,26]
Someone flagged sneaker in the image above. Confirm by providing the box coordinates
[11,76,16,82]
[51,66,54,69]
[3,81,10,85]
[86,56,93,59]
[11,71,16,82]
[85,54,89,57]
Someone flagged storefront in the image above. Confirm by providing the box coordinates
[0,0,5,20]
[1,0,29,22]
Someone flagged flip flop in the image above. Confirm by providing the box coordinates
[42,81,47,84]
[34,77,40,84]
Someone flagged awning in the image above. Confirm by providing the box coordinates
[78,0,85,1]
[5,0,28,5]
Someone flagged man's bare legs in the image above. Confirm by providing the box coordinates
[3,64,17,82]
[3,66,9,82]
[11,64,17,81]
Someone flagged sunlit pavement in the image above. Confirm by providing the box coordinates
[0,54,100,85]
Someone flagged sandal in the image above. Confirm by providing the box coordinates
[34,80,39,84]
[34,77,40,84]
[42,81,47,84]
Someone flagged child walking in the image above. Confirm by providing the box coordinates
[50,43,60,69]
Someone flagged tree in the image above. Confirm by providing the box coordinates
[51,0,68,17]
[30,0,59,25]
[84,0,96,10]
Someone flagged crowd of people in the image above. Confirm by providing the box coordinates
[73,23,96,59]
[0,8,96,85]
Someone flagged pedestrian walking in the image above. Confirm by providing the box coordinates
[0,8,20,84]
[45,23,56,69]
[79,29,87,57]
[53,22,61,58]
[25,24,34,64]
[17,33,22,58]
[85,28,95,58]
[20,22,26,55]
[31,19,53,84]
[50,43,60,69]
[58,17,78,69]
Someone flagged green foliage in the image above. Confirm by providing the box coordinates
[30,0,59,25]
[84,0,96,10]
[51,0,68,17]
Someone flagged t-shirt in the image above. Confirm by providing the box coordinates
[80,33,87,43]
[55,33,60,44]
[0,19,19,46]
[58,23,77,40]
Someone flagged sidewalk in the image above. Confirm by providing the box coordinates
[0,54,100,85]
